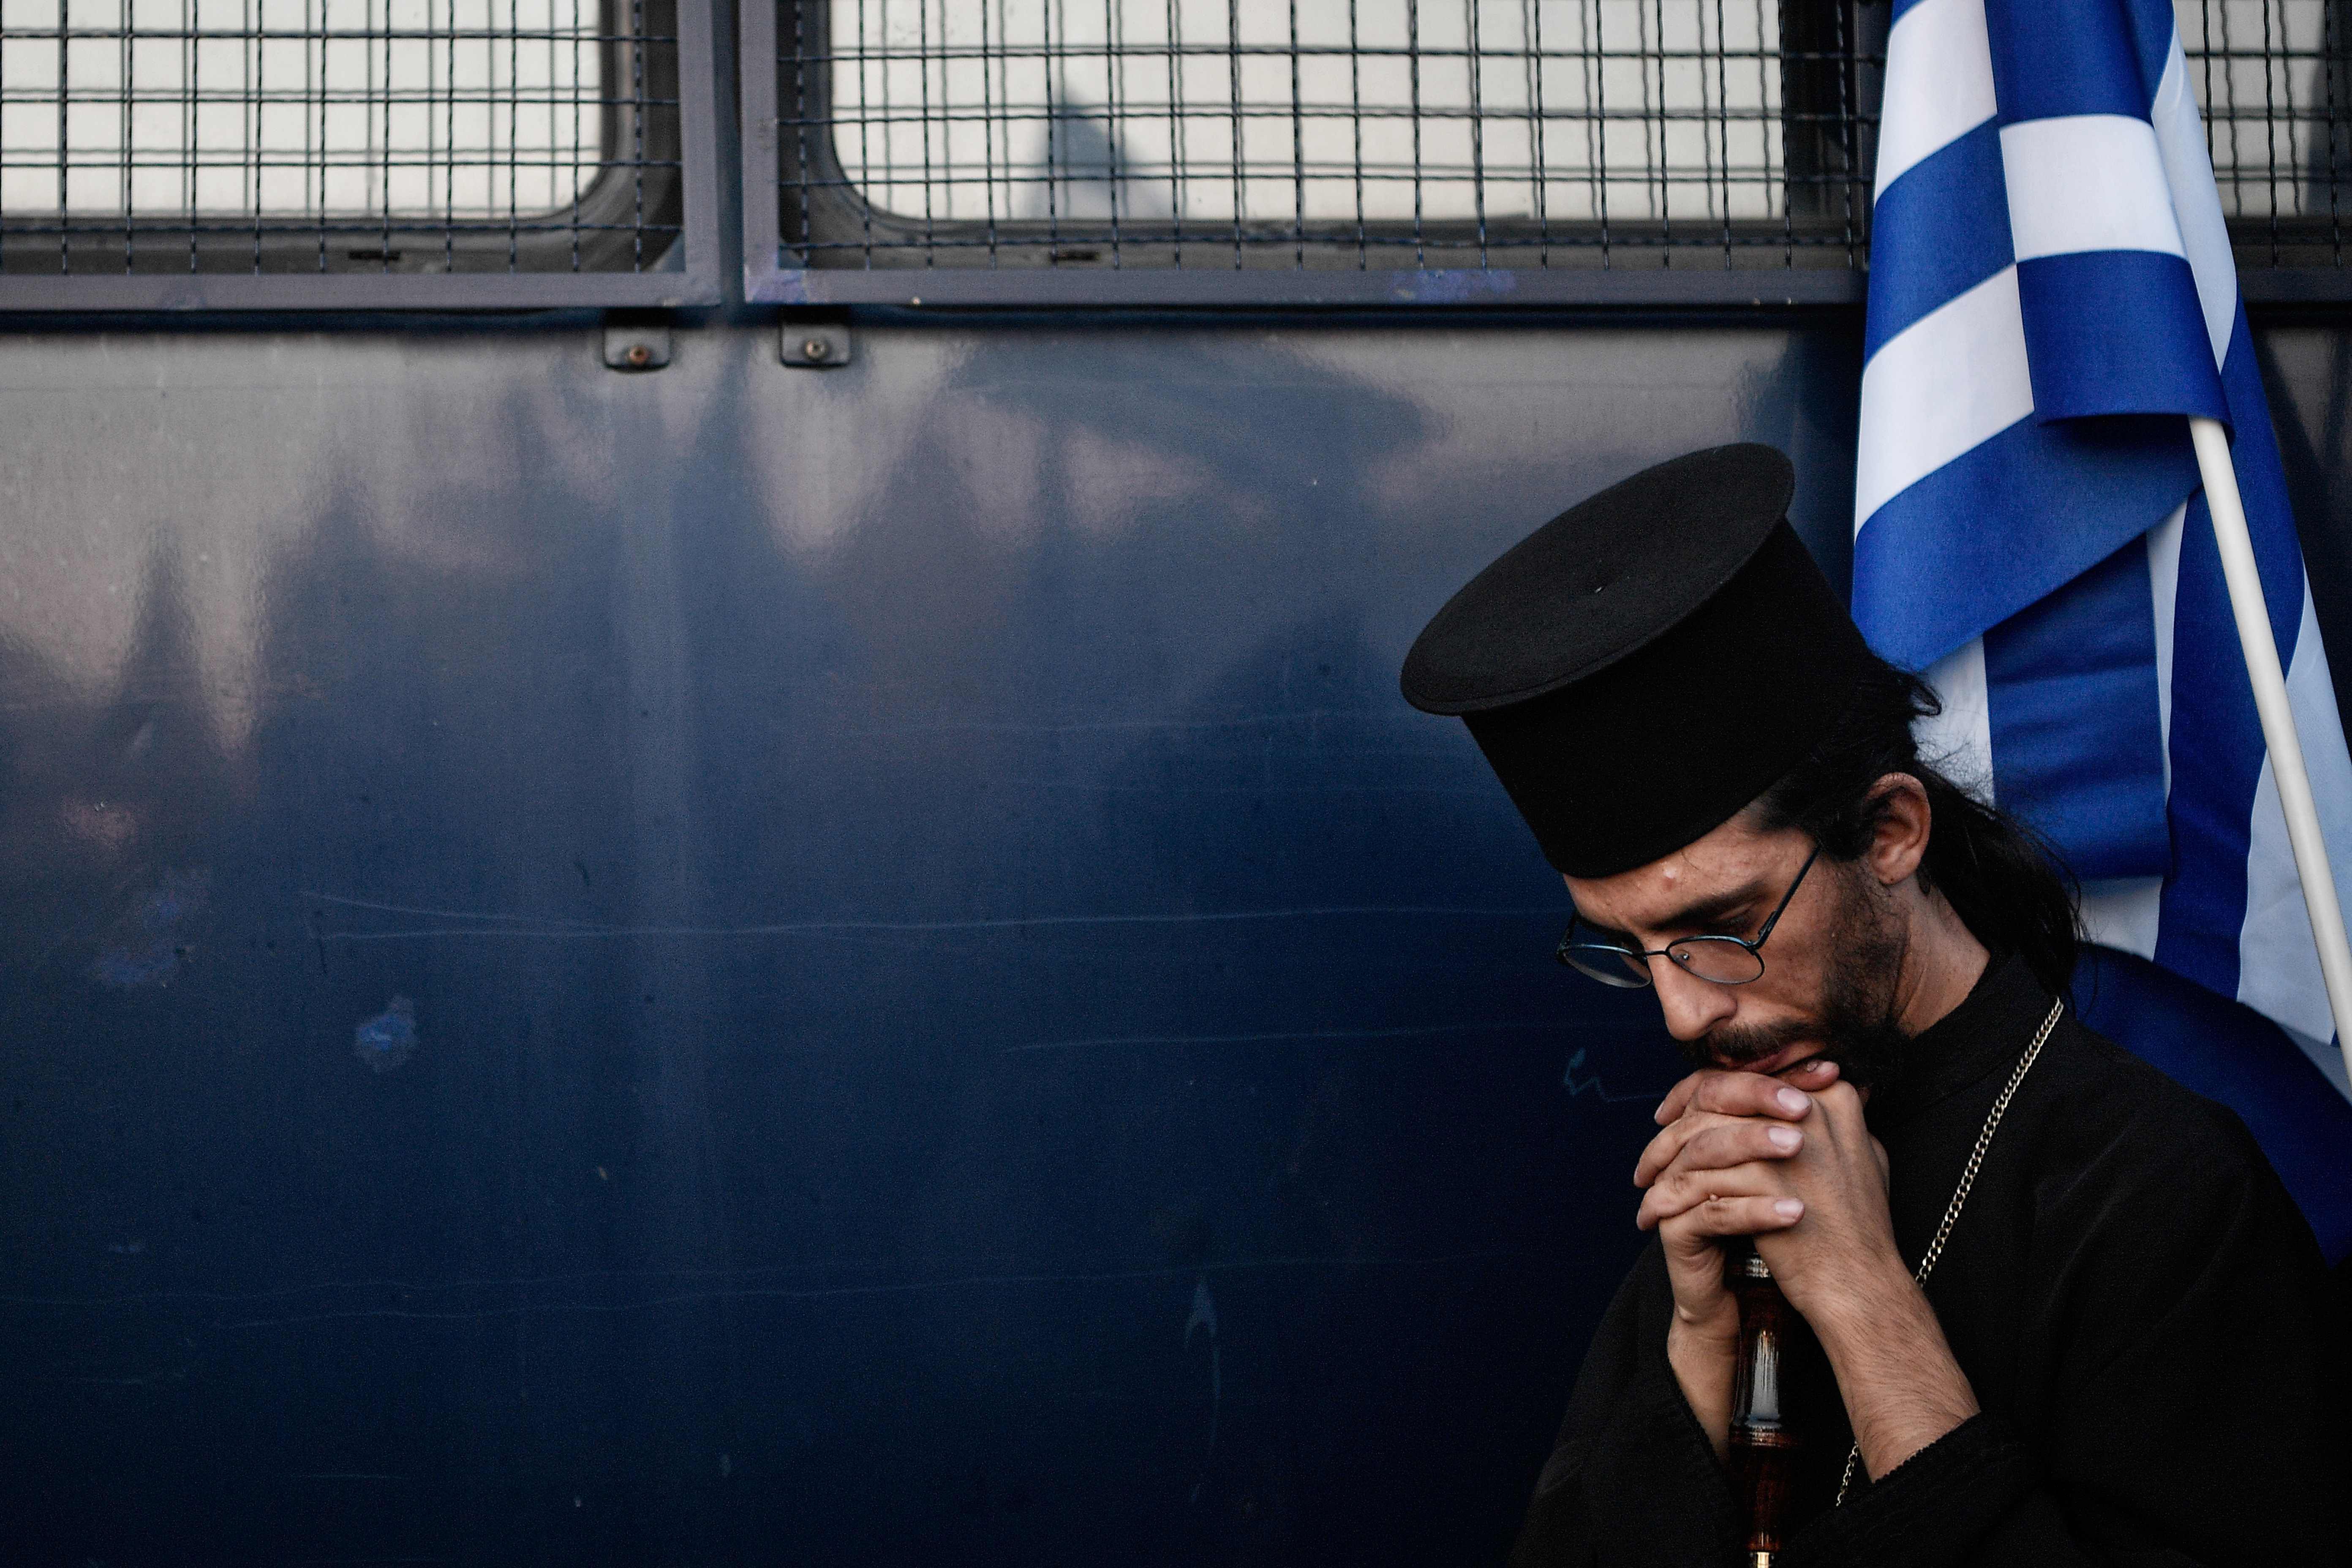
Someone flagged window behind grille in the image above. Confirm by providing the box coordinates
[2189,0,2352,267]
[746,0,2352,303]
[764,0,1883,277]
[0,0,707,295]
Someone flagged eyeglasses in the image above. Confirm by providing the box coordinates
[1554,843,1822,988]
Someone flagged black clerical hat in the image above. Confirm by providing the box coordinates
[1401,444,1872,878]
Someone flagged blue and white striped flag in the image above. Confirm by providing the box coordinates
[1855,0,2352,1174]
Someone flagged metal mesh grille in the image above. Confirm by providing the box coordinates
[776,0,1884,272]
[772,0,2352,281]
[0,0,683,276]
[2186,0,2352,265]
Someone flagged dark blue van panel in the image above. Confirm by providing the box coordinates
[0,316,2338,1566]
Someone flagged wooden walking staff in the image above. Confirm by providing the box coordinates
[2186,417,2352,1081]
[1727,1247,1800,1567]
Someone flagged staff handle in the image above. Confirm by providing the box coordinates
[1728,1250,1799,1568]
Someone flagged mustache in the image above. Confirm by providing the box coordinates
[1681,1015,1816,1069]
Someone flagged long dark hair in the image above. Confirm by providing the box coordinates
[1752,656,2082,998]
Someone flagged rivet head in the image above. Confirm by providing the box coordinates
[624,343,652,367]
[802,337,831,362]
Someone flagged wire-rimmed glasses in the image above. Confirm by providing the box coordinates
[1554,844,1822,988]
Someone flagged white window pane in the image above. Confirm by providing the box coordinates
[820,0,1800,230]
[0,0,607,217]
[2177,1,2336,223]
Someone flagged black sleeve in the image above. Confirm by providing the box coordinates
[1782,1122,2351,1568]
[1511,1241,1744,1568]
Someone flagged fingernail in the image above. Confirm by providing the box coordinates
[1767,1125,1801,1152]
[1776,1087,1809,1114]
[1774,1198,1805,1220]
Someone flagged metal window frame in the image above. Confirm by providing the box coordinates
[0,0,723,311]
[2246,269,2352,302]
[739,0,1878,309]
[740,1,2352,310]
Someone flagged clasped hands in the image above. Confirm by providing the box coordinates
[1636,1057,1898,1337]
[1640,1058,1979,1475]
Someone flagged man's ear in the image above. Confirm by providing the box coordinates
[1866,772,1932,887]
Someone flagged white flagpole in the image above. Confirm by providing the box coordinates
[2187,415,2352,1083]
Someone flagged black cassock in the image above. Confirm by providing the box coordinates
[1510,953,2350,1568]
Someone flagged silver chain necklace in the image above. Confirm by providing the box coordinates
[1832,994,2065,1507]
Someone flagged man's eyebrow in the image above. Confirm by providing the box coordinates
[1647,879,1773,934]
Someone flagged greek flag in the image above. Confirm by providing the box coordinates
[1854,0,2352,1156]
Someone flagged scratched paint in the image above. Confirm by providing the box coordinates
[1004,1021,1567,1055]
[1184,1274,1221,1503]
[169,1251,1527,1339]
[1563,1047,1673,1103]
[352,996,418,1074]
[302,895,1561,944]
[88,868,210,988]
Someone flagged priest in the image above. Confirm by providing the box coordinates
[1400,445,2347,1566]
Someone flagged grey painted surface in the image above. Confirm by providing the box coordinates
[0,316,2332,1565]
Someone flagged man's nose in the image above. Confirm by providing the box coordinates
[1650,959,1736,1042]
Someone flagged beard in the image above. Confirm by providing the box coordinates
[1677,861,1916,1090]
